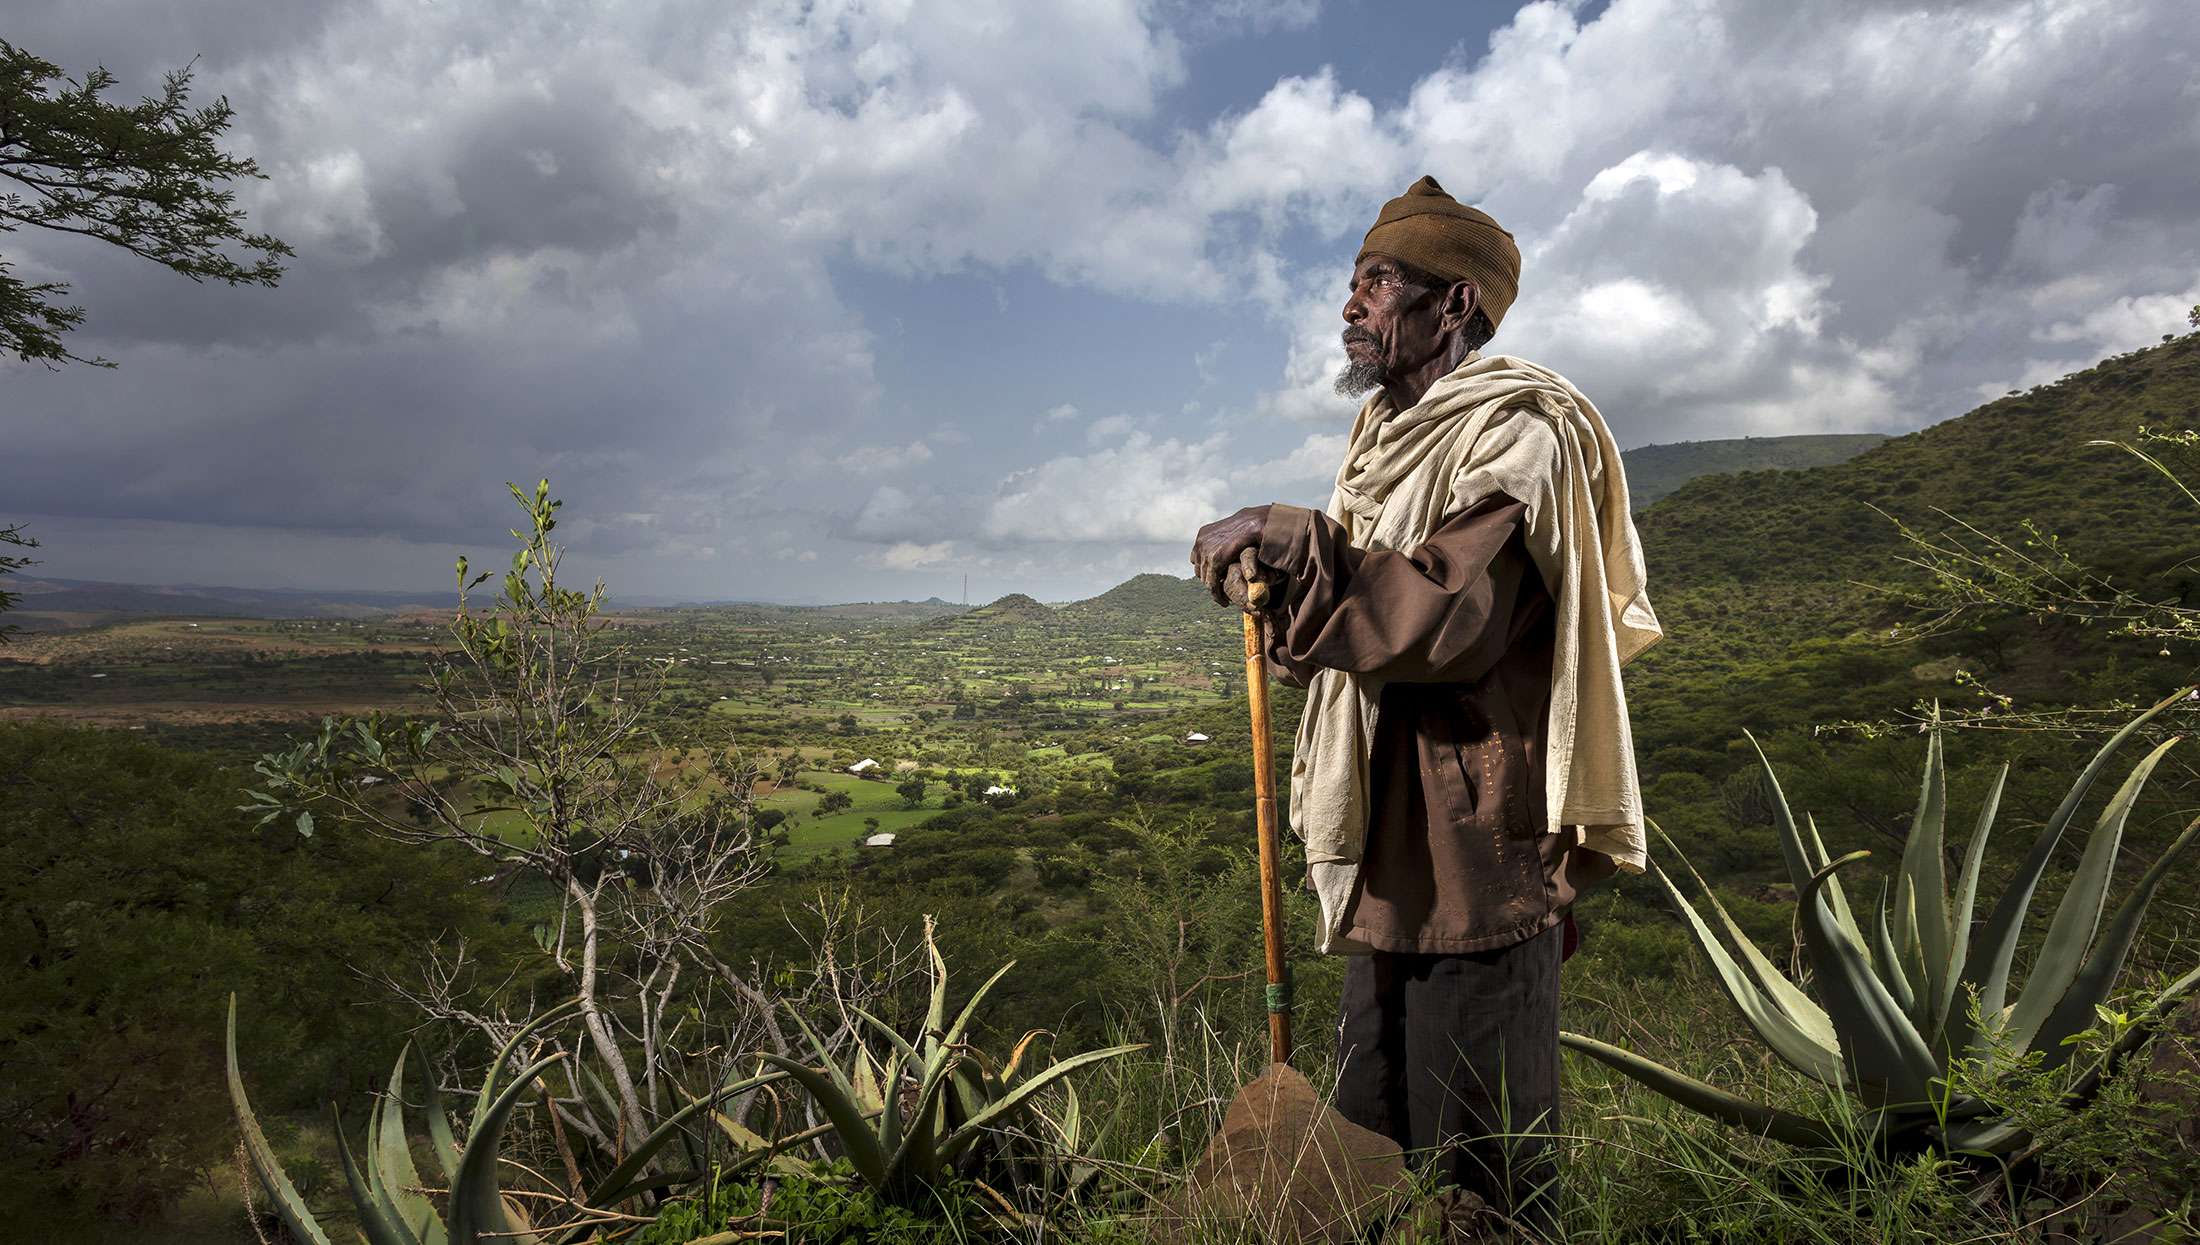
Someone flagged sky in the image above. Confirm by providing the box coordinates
[5,0,2197,605]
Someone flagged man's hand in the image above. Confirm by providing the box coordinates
[1191,505,1272,607]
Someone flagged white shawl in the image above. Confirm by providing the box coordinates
[1291,352,1663,954]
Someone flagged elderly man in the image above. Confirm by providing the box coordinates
[1190,176,1661,1228]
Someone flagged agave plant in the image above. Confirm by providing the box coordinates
[227,996,785,1244]
[1562,689,2200,1159]
[756,922,1143,1207]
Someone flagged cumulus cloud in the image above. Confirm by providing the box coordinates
[983,432,1232,546]
[6,0,2195,602]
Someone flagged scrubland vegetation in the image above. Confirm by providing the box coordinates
[6,336,2200,1242]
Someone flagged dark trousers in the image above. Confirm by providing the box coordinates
[1334,919,1563,1230]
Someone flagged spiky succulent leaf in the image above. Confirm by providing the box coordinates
[2004,737,2179,1055]
[937,1043,1145,1168]
[1799,851,1942,1106]
[1971,689,2184,1020]
[1747,732,1820,897]
[1661,827,1837,1048]
[335,1105,423,1245]
[448,1052,562,1245]
[754,1051,890,1189]
[2061,963,2200,1110]
[577,1069,787,1226]
[473,1001,581,1136]
[1805,813,1866,954]
[2032,810,2200,1070]
[225,997,336,1245]
[1894,727,1951,1018]
[421,1060,462,1183]
[1558,1032,1844,1148]
[375,1046,445,1245]
[1872,888,1920,1020]
[1653,864,1841,1081]
[1935,763,2006,1043]
[931,959,1018,1081]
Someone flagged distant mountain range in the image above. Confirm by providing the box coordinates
[9,355,2177,639]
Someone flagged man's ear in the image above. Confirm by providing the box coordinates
[1442,279,1480,333]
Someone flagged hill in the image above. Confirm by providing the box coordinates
[1620,433,1889,509]
[1622,333,2200,854]
[943,592,1059,627]
[1,576,455,631]
[1059,573,1213,625]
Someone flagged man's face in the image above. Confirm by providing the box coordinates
[1336,253,1460,397]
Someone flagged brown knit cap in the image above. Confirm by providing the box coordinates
[1356,175,1522,331]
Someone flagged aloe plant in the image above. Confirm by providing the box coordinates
[227,996,785,1244]
[1561,689,2200,1159]
[756,923,1143,1205]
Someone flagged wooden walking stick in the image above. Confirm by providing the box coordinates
[1238,548,1293,1065]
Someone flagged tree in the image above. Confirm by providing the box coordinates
[0,721,506,1223]
[816,789,854,816]
[1,40,291,366]
[895,776,927,808]
[0,522,35,643]
[248,481,788,1174]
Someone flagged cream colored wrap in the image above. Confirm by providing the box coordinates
[1292,352,1663,954]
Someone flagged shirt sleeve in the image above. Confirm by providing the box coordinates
[1256,493,1542,684]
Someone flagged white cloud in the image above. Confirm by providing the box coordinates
[838,441,934,475]
[983,432,1232,546]
[876,541,959,570]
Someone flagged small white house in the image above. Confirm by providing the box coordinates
[983,784,1017,798]
[1184,731,1210,744]
[848,758,880,774]
[862,832,897,848]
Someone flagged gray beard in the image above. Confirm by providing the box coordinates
[1333,355,1385,397]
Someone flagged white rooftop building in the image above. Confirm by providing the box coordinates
[862,832,897,848]
[1184,731,1210,744]
[848,758,880,774]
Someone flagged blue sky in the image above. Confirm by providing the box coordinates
[6,0,2196,604]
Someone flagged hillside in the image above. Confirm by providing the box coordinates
[940,592,1059,628]
[1059,573,1213,625]
[1621,433,1889,509]
[1622,334,2200,855]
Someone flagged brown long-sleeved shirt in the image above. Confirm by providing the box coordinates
[1257,495,1614,954]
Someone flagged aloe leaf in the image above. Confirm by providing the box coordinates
[886,1050,966,1192]
[1897,882,1931,1028]
[2033,811,2200,1070]
[474,1001,581,1135]
[1971,690,2184,1019]
[783,1006,870,1128]
[225,997,336,1245]
[1801,852,1941,1106]
[335,1105,423,1245]
[1941,1115,2031,1158]
[931,959,1018,1080]
[1653,865,1841,1081]
[376,1045,444,1245]
[1746,733,1819,896]
[852,1005,921,1070]
[420,1053,462,1183]
[1935,763,2005,1043]
[755,1053,891,1190]
[879,1045,908,1157]
[1895,728,1951,1023]
[922,924,951,1045]
[2004,737,2179,1055]
[575,1069,786,1228]
[1661,829,1837,1046]
[1557,1032,1843,1148]
[1871,888,1918,1019]
[1805,814,1865,954]
[448,1052,563,1245]
[937,1043,1144,1167]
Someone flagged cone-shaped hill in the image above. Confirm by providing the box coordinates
[929,592,1060,630]
[1060,573,1216,626]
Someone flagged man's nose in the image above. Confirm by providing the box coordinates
[1342,293,1366,324]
